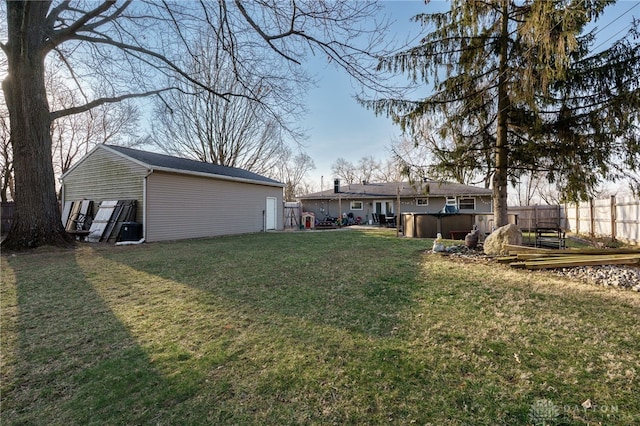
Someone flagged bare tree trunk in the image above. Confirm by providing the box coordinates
[493,0,510,228]
[2,2,72,249]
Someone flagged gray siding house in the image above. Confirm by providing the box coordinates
[298,180,495,237]
[61,144,284,242]
[298,180,493,222]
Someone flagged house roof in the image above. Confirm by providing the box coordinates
[64,144,284,187]
[298,181,492,200]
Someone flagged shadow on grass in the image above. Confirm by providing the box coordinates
[101,230,427,338]
[1,252,195,425]
[96,230,640,424]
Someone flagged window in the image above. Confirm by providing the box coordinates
[446,196,457,206]
[350,201,363,210]
[458,197,476,210]
[416,198,429,206]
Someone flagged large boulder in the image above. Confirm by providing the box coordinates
[483,224,522,255]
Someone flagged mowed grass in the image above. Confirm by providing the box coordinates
[1,228,639,425]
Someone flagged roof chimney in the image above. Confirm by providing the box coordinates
[334,178,340,193]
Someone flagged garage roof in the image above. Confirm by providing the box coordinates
[99,145,284,187]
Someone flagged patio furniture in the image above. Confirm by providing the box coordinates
[385,216,396,228]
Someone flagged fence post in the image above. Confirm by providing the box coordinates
[575,202,579,234]
[396,186,401,236]
[611,195,616,241]
[589,198,595,237]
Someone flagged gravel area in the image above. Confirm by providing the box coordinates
[552,265,640,291]
[439,245,640,291]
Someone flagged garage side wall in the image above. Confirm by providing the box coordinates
[62,148,146,222]
[145,172,283,242]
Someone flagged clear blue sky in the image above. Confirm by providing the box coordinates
[302,0,430,190]
[300,0,640,190]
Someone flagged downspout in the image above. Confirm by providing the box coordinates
[60,179,65,224]
[143,169,153,241]
[118,170,151,245]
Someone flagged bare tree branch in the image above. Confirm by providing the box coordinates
[75,33,233,94]
[44,1,123,53]
[51,88,170,120]
[234,0,302,65]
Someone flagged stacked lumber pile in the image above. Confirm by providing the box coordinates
[498,244,640,270]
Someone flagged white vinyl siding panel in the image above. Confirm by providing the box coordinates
[145,172,282,242]
[62,148,146,222]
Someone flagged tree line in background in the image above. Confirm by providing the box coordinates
[1,0,639,249]
[330,156,403,187]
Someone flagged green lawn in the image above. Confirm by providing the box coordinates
[2,229,638,425]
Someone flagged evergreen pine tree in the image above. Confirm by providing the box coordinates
[365,0,639,226]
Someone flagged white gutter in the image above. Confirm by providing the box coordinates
[143,169,152,241]
[60,181,65,220]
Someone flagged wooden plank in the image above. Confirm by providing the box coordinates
[514,253,640,261]
[505,244,566,255]
[513,254,556,260]
[122,200,137,222]
[66,201,82,231]
[523,253,640,262]
[61,201,73,227]
[108,200,136,243]
[102,201,125,242]
[87,200,118,242]
[505,244,640,256]
[522,255,640,270]
[496,256,518,263]
[77,199,93,231]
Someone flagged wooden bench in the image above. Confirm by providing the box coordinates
[535,224,566,249]
[67,229,91,241]
[315,220,338,229]
[449,230,469,240]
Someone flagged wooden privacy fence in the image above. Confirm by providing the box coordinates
[1,202,14,234]
[284,201,301,229]
[509,198,639,245]
[565,196,639,245]
[508,205,565,230]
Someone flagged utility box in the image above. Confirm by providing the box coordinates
[119,222,142,241]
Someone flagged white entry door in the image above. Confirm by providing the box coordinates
[375,200,394,215]
[265,197,277,230]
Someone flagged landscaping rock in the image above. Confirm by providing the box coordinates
[552,265,640,291]
[483,224,522,255]
[432,241,446,253]
[465,229,480,248]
